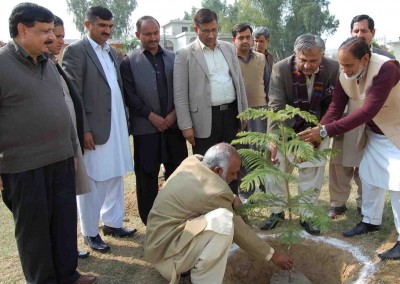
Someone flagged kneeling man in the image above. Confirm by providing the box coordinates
[145,143,293,284]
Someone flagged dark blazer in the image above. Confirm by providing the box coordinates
[55,63,84,154]
[62,36,124,145]
[120,47,177,136]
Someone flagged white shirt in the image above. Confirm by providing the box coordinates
[198,39,236,106]
[84,36,133,181]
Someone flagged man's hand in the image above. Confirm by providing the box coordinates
[164,110,177,128]
[84,132,96,150]
[271,251,294,270]
[269,143,279,164]
[298,126,321,143]
[240,119,248,131]
[182,128,195,146]
[149,112,168,132]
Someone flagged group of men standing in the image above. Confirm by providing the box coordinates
[1,2,400,284]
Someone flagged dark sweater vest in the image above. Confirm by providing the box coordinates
[0,43,75,173]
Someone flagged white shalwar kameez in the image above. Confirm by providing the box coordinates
[360,128,400,241]
[77,40,133,237]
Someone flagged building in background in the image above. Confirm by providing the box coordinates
[388,38,400,59]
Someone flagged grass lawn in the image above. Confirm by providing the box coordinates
[1,163,399,283]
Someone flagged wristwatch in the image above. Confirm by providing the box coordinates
[319,125,328,138]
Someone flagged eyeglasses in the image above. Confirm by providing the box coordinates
[198,27,219,35]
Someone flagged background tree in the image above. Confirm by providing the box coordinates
[66,0,137,39]
[181,0,241,33]
[183,0,338,60]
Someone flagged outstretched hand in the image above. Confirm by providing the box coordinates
[297,126,321,143]
[271,251,294,270]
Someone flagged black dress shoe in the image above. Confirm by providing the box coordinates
[83,234,110,252]
[378,241,400,260]
[260,212,285,230]
[78,250,90,259]
[343,222,380,237]
[102,225,137,237]
[300,220,320,235]
[357,207,363,217]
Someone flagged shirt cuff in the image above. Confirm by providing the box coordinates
[265,247,275,261]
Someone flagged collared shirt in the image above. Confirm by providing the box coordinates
[84,35,133,180]
[198,38,236,106]
[143,46,168,117]
[13,40,48,74]
[86,36,118,84]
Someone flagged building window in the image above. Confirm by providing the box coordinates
[182,27,188,32]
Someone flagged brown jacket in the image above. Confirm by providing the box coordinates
[145,155,272,265]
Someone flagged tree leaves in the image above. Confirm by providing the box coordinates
[66,0,137,39]
[183,0,339,60]
[232,105,335,246]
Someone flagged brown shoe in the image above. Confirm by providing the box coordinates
[328,205,347,219]
[74,275,98,284]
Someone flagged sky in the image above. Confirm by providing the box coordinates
[1,0,399,50]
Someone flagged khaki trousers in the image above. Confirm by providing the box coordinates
[266,155,325,217]
[155,230,234,284]
[329,162,362,208]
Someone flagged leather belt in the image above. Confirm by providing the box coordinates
[211,100,236,111]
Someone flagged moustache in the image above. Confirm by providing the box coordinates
[44,40,53,45]
[102,33,110,36]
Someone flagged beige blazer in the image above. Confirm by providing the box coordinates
[145,155,272,274]
[173,40,248,138]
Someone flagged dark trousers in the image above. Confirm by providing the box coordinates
[193,104,239,156]
[193,104,240,194]
[1,158,79,284]
[134,129,188,225]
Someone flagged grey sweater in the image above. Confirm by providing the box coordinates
[0,42,77,173]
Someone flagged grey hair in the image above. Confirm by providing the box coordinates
[253,27,270,39]
[202,143,239,171]
[293,33,325,53]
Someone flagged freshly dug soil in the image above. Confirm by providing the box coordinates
[270,270,311,284]
[224,238,362,284]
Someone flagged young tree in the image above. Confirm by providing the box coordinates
[66,0,137,39]
[232,105,334,246]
